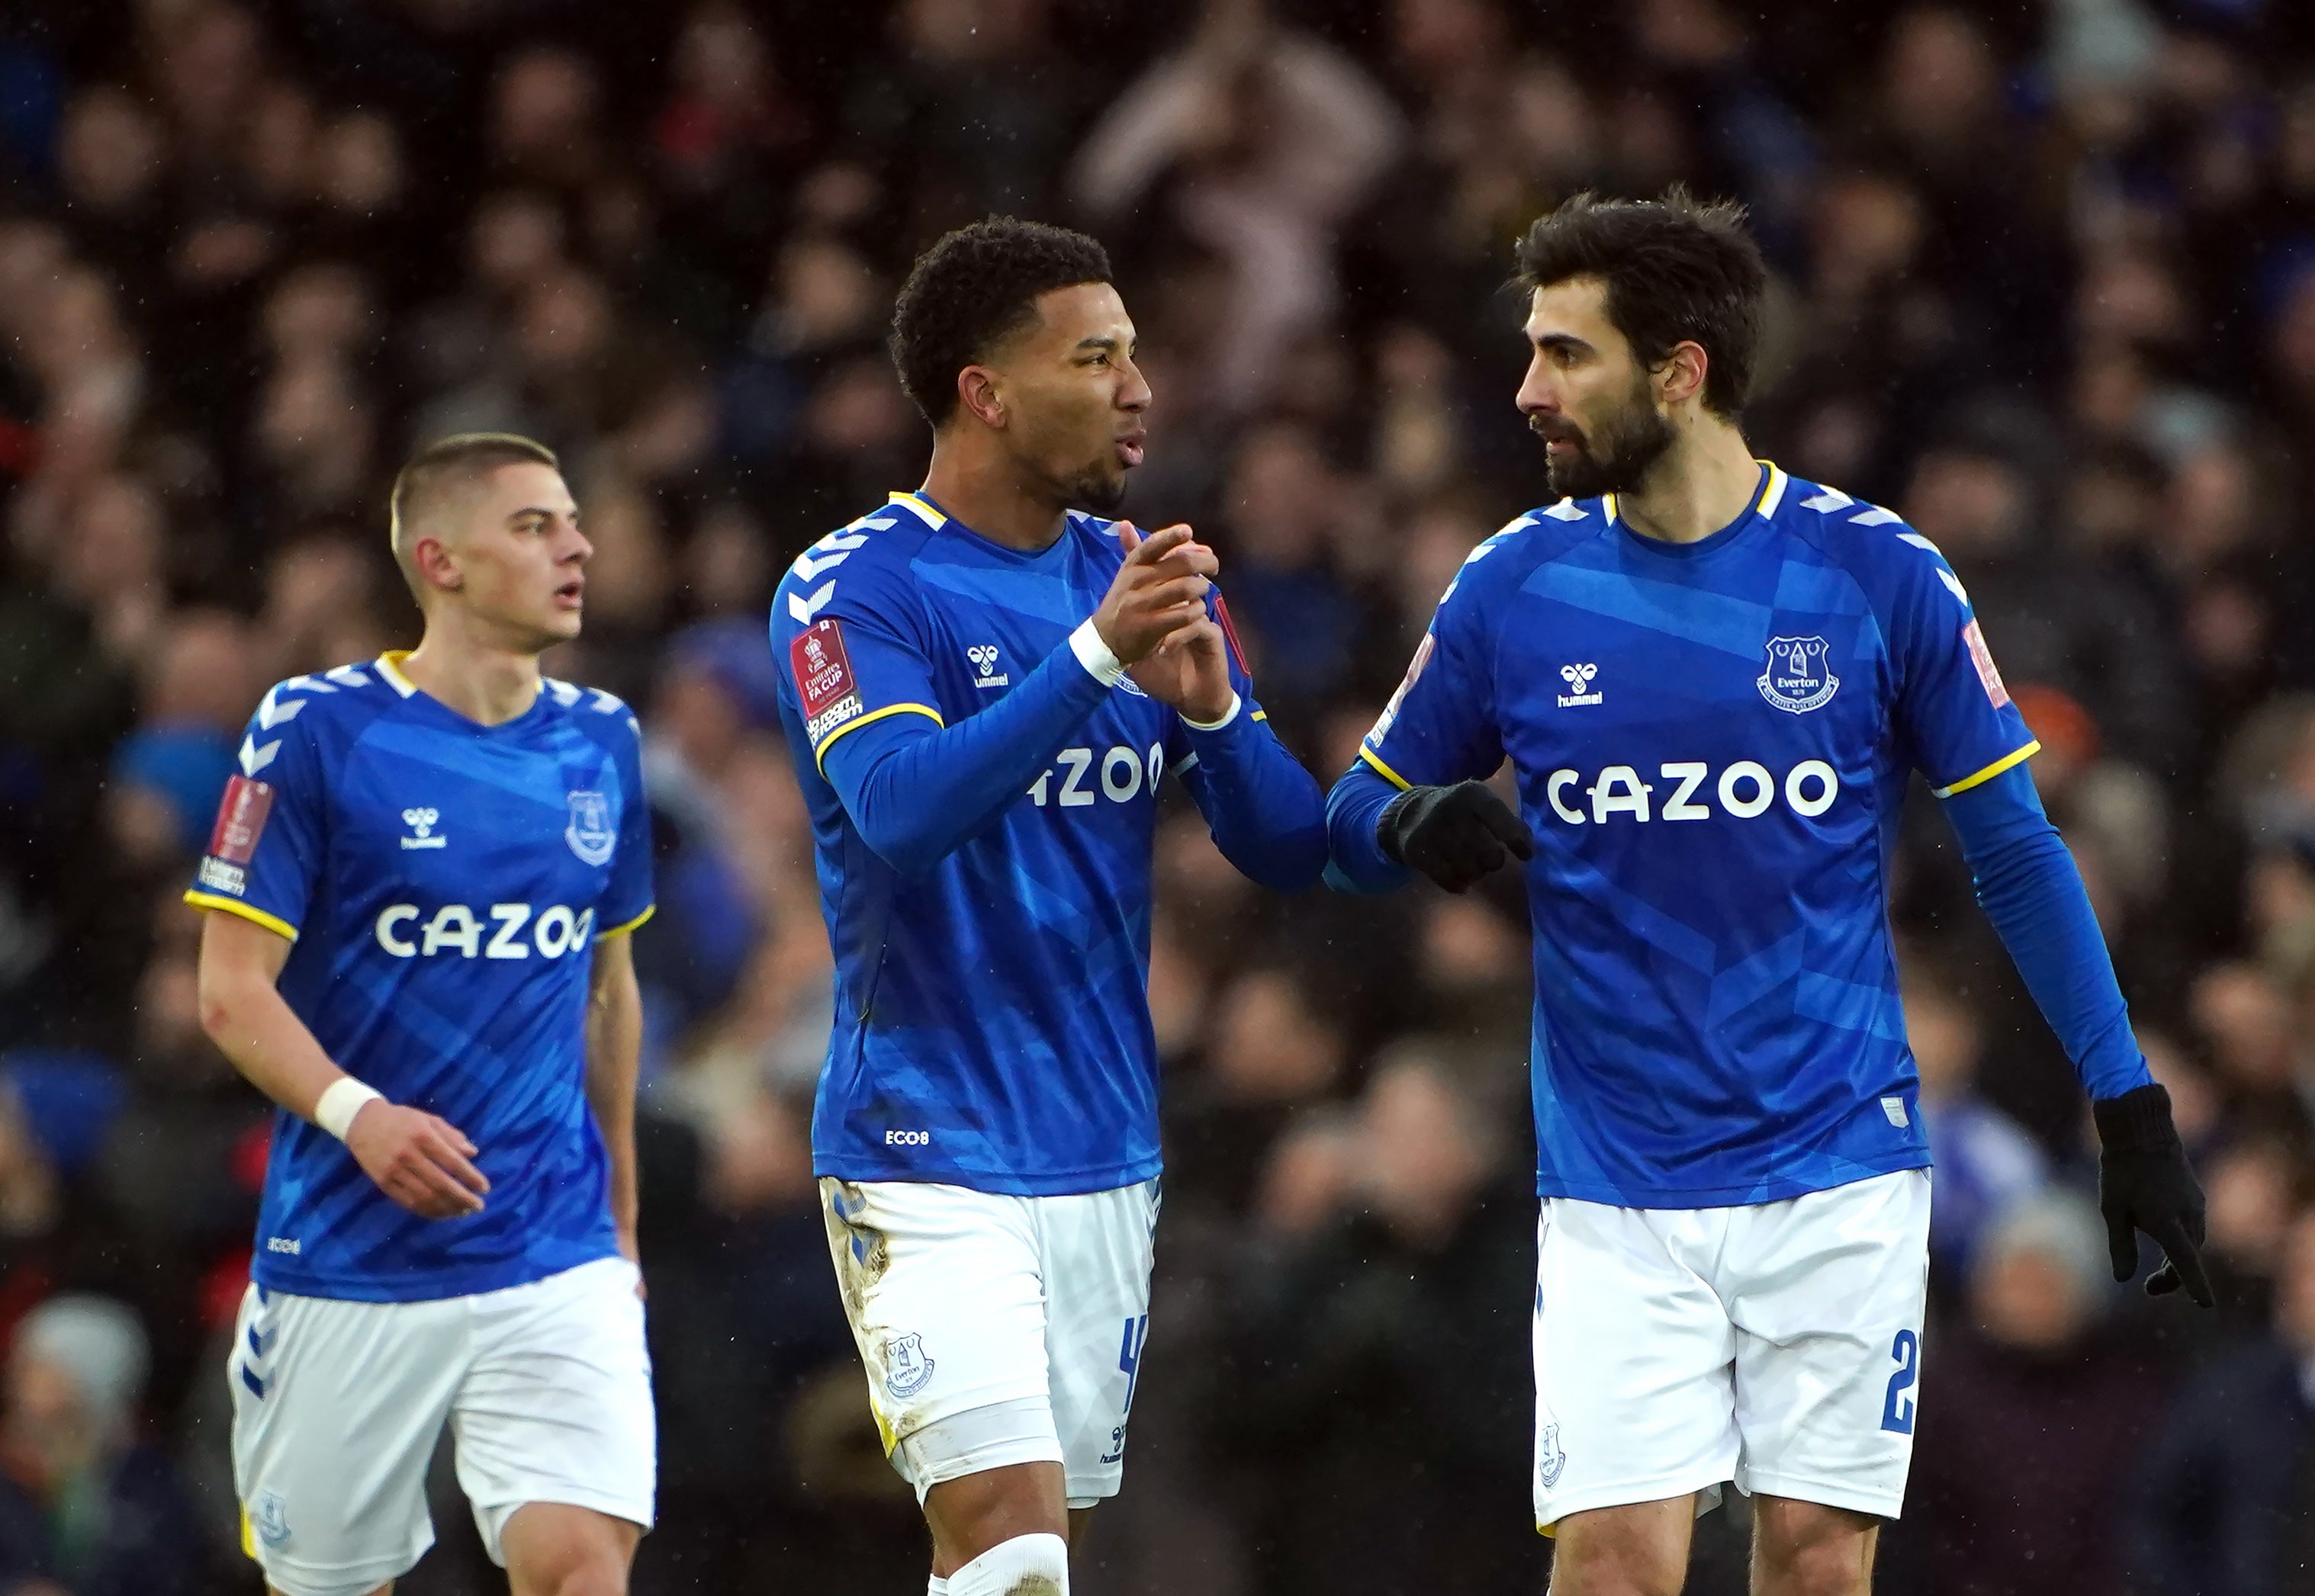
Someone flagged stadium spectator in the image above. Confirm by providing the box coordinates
[2133,1205,2315,1596]
[1890,1193,2166,1596]
[0,1295,206,1596]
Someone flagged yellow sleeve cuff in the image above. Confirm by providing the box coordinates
[594,904,655,941]
[1931,740,2040,799]
[1358,744,1414,792]
[812,702,944,773]
[185,892,300,943]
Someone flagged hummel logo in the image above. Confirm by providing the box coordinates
[966,644,1009,689]
[1557,663,1603,708]
[400,808,447,849]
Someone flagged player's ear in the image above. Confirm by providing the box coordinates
[957,365,1006,430]
[1658,341,1709,408]
[411,534,465,595]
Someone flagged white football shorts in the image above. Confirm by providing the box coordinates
[819,1176,1159,1510]
[229,1255,654,1596]
[1532,1167,1931,1530]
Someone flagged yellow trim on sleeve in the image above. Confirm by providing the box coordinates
[887,490,947,528]
[812,702,945,772]
[240,1507,256,1560]
[1931,739,2041,799]
[1250,710,1268,723]
[185,891,300,943]
[1358,744,1414,791]
[593,904,656,941]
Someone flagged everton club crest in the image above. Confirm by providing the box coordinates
[564,790,616,865]
[1757,636,1839,714]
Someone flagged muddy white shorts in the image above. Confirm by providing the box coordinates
[819,1176,1159,1510]
[229,1256,654,1596]
[1532,1168,1931,1530]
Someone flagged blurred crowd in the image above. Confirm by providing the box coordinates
[5,0,2315,1591]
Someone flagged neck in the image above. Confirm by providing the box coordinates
[397,612,546,726]
[919,431,1069,552]
[1612,411,1761,545]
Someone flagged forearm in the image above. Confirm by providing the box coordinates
[1944,766,2153,1101]
[1323,761,1414,894]
[1182,703,1327,891]
[198,968,352,1122]
[585,953,644,1241]
[826,626,1113,875]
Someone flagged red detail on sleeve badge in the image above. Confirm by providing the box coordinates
[791,619,857,717]
[1214,592,1251,677]
[209,776,275,864]
[1961,618,2011,708]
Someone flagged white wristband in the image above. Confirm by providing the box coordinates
[1180,692,1243,732]
[314,1077,384,1141]
[1069,618,1127,686]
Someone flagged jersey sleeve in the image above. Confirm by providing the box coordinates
[1167,591,1329,891]
[1881,530,2040,797]
[183,688,328,942]
[596,711,655,939]
[1355,548,1505,792]
[773,539,944,776]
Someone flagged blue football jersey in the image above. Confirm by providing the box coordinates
[185,653,654,1301]
[772,491,1266,1196]
[1362,464,2037,1207]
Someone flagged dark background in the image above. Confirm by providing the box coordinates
[2,0,2315,1591]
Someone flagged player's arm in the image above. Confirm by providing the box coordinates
[1940,765,2207,1303]
[1325,548,1529,894]
[1143,592,1327,891]
[195,911,488,1219]
[585,927,644,1264]
[1883,528,2208,1304]
[188,694,487,1220]
[805,525,1215,876]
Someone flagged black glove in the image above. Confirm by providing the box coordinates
[1377,781,1535,894]
[2092,1084,2212,1306]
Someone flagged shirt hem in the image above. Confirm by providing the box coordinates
[1536,1154,1931,1209]
[251,1238,619,1303]
[813,1154,1162,1197]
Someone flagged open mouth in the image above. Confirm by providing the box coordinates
[1116,432,1146,469]
[554,578,585,609]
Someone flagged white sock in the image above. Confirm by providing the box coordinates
[945,1531,1069,1596]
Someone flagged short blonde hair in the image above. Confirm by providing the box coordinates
[386,432,560,598]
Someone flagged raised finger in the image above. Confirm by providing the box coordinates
[1124,524,1194,565]
[1115,521,1141,554]
[1149,542,1220,580]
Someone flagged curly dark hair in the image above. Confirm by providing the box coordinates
[1512,188,1766,419]
[889,217,1114,426]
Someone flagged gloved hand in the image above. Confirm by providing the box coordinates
[1377,780,1535,894]
[2092,1083,2212,1306]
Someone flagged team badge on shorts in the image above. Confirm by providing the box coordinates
[1537,1423,1567,1488]
[1757,636,1839,713]
[250,1489,291,1548]
[564,790,616,865]
[884,1332,936,1399]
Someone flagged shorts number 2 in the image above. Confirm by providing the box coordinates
[1880,1328,1919,1434]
